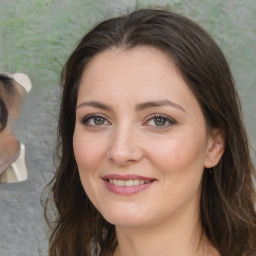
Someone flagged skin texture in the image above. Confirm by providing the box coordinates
[73,46,224,256]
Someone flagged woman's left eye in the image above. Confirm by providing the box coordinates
[144,115,176,128]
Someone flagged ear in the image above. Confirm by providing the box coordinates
[204,128,225,168]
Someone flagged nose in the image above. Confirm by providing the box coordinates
[107,125,144,166]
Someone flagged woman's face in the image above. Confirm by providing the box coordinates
[73,46,222,228]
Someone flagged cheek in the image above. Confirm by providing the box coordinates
[73,132,106,173]
[73,131,106,207]
[147,132,207,178]
[148,134,207,210]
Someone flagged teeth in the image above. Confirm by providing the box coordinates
[109,179,150,186]
[116,179,124,186]
[133,179,140,186]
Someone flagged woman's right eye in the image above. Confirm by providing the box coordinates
[80,115,110,126]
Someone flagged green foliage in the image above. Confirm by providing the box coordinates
[0,0,105,87]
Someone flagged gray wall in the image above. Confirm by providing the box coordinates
[0,0,255,255]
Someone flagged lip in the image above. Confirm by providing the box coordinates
[102,174,154,181]
[102,174,156,195]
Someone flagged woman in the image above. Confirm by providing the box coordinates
[45,9,256,256]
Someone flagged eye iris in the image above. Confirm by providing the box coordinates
[154,117,166,126]
[94,117,105,125]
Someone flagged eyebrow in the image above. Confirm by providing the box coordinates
[135,100,186,113]
[76,101,111,110]
[76,100,186,113]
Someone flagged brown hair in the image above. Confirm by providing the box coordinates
[45,9,256,256]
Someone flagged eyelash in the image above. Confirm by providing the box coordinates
[80,114,110,126]
[143,114,177,128]
[80,114,177,128]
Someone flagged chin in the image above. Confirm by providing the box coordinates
[100,206,150,227]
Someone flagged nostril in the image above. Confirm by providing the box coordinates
[106,144,144,166]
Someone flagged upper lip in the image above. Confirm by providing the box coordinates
[102,174,155,181]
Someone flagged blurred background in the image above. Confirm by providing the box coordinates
[0,0,255,255]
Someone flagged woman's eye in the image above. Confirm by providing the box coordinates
[152,117,167,126]
[145,115,176,128]
[92,117,106,125]
[81,115,110,126]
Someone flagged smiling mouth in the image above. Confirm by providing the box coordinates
[107,179,152,187]
[102,176,155,195]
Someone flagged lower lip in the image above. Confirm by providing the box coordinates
[103,180,154,195]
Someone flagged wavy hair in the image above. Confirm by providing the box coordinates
[45,9,256,256]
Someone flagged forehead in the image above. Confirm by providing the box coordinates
[77,46,206,126]
[85,46,176,71]
[79,46,183,95]
[77,46,202,117]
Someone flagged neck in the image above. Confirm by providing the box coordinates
[113,202,219,256]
